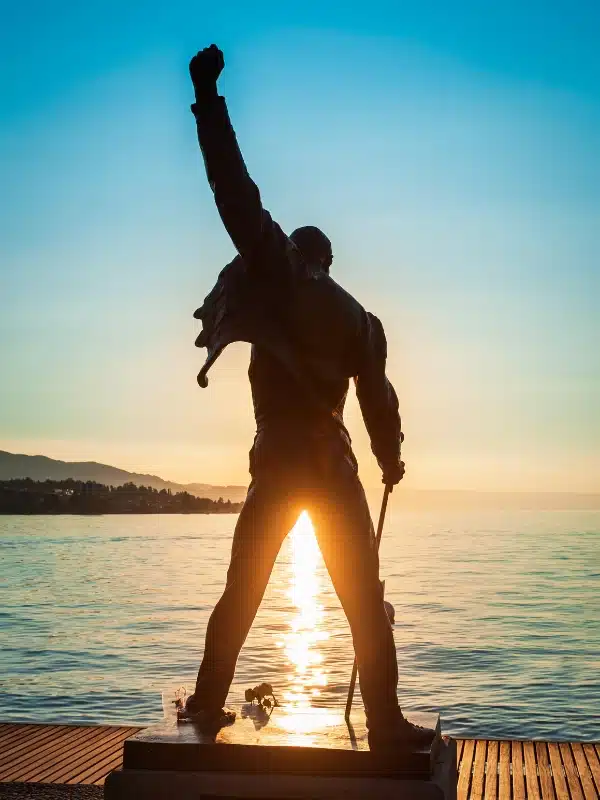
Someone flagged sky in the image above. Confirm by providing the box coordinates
[1,1,599,492]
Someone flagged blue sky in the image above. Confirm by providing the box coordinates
[1,1,599,490]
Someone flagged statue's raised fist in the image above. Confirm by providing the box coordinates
[189,44,224,91]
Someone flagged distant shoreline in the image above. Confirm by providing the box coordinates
[0,478,244,515]
[0,510,242,515]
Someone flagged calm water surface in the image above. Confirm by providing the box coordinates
[1,508,599,739]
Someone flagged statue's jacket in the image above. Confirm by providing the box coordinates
[191,95,402,475]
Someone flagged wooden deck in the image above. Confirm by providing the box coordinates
[455,738,600,800]
[0,723,140,787]
[0,723,598,798]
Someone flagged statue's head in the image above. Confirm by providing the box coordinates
[290,226,333,273]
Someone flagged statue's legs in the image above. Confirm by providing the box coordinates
[308,463,401,729]
[192,439,399,730]
[193,477,299,711]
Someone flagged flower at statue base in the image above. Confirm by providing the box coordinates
[244,682,279,709]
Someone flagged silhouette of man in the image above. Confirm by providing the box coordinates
[185,44,434,750]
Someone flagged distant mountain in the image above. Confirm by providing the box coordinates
[183,482,248,503]
[0,451,247,503]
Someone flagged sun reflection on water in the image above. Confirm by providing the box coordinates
[276,511,339,737]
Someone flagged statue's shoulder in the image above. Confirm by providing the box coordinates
[309,272,365,312]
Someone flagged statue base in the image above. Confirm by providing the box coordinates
[104,707,456,800]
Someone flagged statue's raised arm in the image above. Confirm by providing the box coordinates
[189,45,293,275]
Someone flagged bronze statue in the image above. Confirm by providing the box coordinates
[185,44,434,751]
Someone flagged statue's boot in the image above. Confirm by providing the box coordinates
[367,712,436,752]
[177,693,236,729]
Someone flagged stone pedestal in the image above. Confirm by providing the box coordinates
[105,707,456,800]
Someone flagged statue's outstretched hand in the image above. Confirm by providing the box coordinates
[189,44,224,99]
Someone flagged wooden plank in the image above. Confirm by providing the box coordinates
[1,725,111,778]
[2,726,98,781]
[471,740,488,800]
[0,726,45,759]
[0,724,29,745]
[571,743,598,800]
[0,725,50,750]
[512,741,526,800]
[498,741,510,800]
[85,754,128,786]
[535,742,556,800]
[498,742,511,800]
[0,724,71,768]
[90,751,127,785]
[485,740,499,800]
[456,739,465,764]
[523,741,541,800]
[66,736,135,785]
[548,742,570,800]
[0,723,23,734]
[0,725,88,777]
[4,726,119,782]
[582,744,600,796]
[30,726,131,783]
[458,739,476,800]
[559,742,584,800]
[24,727,134,784]
[45,728,137,784]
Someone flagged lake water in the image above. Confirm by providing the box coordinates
[1,509,599,740]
